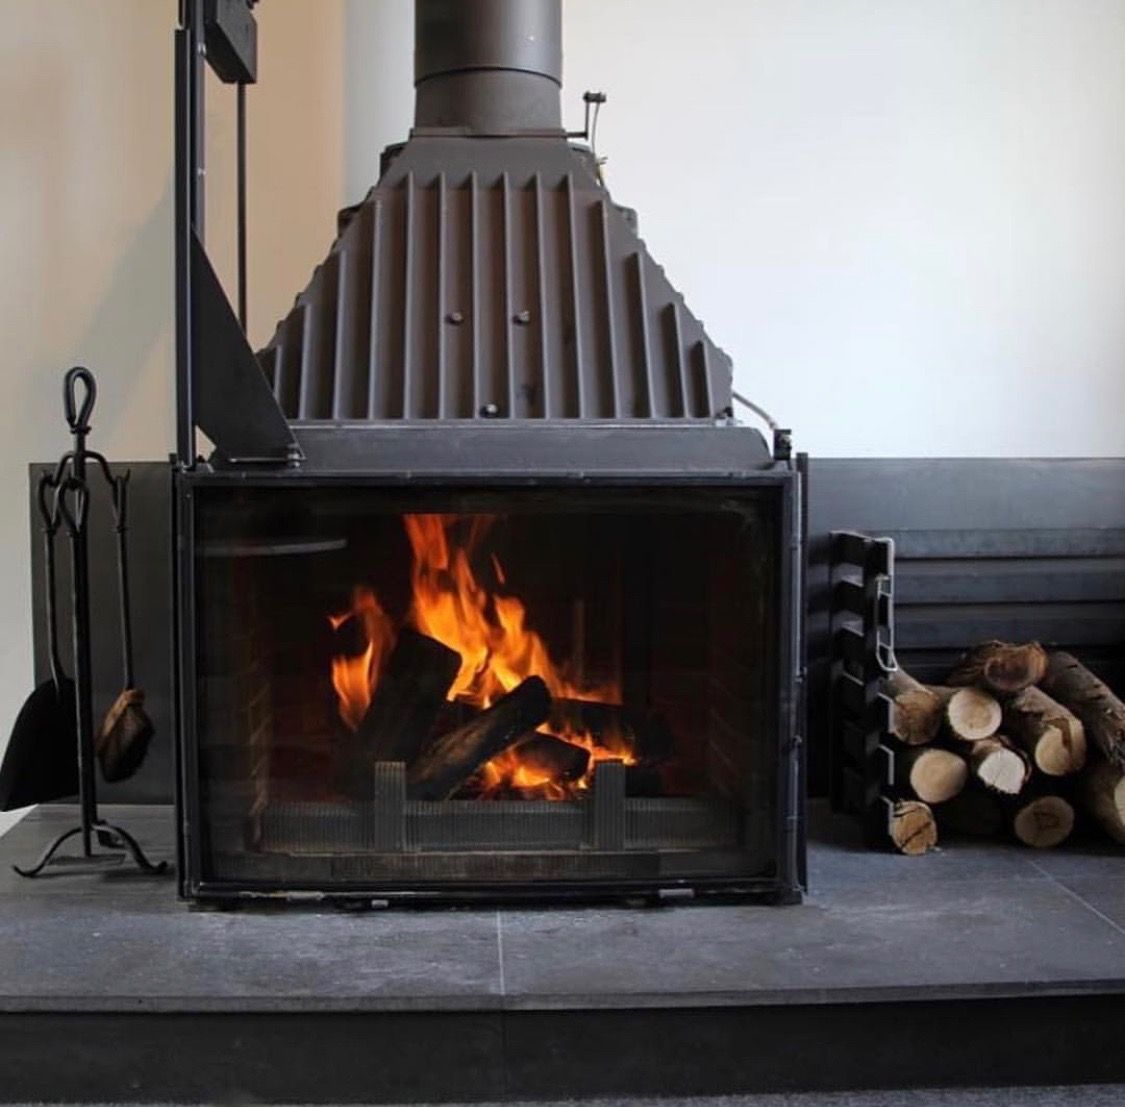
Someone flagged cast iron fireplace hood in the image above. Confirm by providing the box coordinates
[255,0,741,428]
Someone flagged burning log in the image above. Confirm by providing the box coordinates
[1011,791,1075,849]
[944,687,1002,743]
[515,733,591,782]
[895,747,968,804]
[947,640,1048,695]
[885,669,947,746]
[1003,685,1086,777]
[408,676,551,800]
[550,699,640,758]
[361,629,461,763]
[1040,651,1125,770]
[888,800,938,856]
[1081,759,1125,845]
[967,736,1030,796]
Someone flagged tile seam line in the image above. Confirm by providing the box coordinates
[496,910,506,997]
[1027,856,1125,941]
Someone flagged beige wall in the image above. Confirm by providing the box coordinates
[0,0,347,826]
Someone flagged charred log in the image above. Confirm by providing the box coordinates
[515,733,591,782]
[408,676,551,800]
[362,629,462,763]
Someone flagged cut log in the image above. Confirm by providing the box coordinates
[945,687,1002,743]
[361,629,462,763]
[515,733,591,782]
[888,800,938,856]
[947,640,1048,694]
[549,699,648,760]
[937,786,1005,838]
[1081,759,1125,845]
[1003,685,1086,777]
[408,677,551,800]
[968,736,1030,796]
[885,669,947,746]
[1040,652,1125,770]
[896,747,968,804]
[1011,793,1074,849]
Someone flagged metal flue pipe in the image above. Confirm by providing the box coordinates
[414,0,563,133]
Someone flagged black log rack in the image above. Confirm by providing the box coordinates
[14,370,166,878]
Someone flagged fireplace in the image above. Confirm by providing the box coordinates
[172,0,806,903]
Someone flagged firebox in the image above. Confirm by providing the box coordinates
[172,1,806,904]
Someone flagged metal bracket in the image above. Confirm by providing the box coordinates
[204,0,258,84]
[190,235,301,464]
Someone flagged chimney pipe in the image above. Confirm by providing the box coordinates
[414,0,563,134]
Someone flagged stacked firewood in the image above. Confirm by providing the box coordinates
[884,642,1125,855]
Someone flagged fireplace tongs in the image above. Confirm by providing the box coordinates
[13,369,167,879]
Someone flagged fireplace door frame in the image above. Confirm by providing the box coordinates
[172,425,806,905]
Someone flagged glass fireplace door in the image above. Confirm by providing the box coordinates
[185,484,782,895]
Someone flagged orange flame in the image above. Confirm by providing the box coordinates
[328,587,395,731]
[329,515,631,797]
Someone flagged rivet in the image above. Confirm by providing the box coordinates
[446,311,464,325]
[513,310,531,326]
[480,403,501,418]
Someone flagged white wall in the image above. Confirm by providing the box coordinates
[346,0,1125,457]
[2,1,1125,826]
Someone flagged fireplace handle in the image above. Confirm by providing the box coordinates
[63,367,96,436]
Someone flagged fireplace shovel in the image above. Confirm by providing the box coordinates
[0,476,80,810]
[95,473,154,783]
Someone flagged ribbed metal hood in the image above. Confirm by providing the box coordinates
[258,0,733,421]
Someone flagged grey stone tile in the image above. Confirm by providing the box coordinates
[1020,840,1125,883]
[0,807,504,1011]
[0,896,505,1010]
[1052,875,1125,934]
[806,836,1043,891]
[805,800,1045,891]
[499,876,1125,1005]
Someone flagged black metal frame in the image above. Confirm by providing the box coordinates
[172,436,806,905]
[175,0,297,468]
[827,530,900,846]
[170,3,808,904]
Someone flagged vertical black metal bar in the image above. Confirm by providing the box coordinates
[776,473,803,901]
[68,449,96,854]
[175,0,205,468]
[237,82,248,332]
[796,453,810,889]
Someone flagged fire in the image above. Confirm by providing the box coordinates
[328,587,395,731]
[328,514,632,798]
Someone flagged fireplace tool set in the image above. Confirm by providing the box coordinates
[0,368,165,877]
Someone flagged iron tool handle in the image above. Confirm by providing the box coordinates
[37,474,67,686]
[36,472,61,536]
[111,474,136,688]
[63,367,97,436]
[56,477,90,539]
